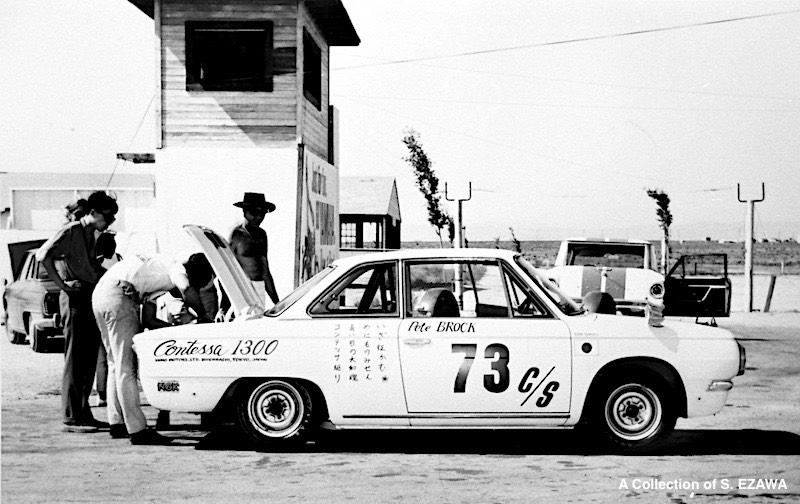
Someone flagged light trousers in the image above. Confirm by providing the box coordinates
[92,282,147,435]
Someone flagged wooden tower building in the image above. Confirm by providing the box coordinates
[127,0,359,293]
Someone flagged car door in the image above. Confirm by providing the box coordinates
[398,259,572,427]
[664,254,731,317]
[307,260,408,426]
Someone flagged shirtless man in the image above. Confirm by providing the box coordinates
[229,192,279,306]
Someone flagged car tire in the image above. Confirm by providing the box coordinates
[5,322,26,345]
[235,379,313,446]
[590,375,676,452]
[29,326,49,353]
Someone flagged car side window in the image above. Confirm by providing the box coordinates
[503,269,548,317]
[309,262,398,316]
[34,258,49,280]
[23,254,36,280]
[407,261,510,318]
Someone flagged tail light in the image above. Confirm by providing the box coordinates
[649,282,664,299]
[737,341,746,376]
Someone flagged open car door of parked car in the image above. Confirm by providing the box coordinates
[663,253,731,318]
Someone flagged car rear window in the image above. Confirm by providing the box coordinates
[568,244,645,268]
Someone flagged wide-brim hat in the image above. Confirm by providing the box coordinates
[233,192,276,213]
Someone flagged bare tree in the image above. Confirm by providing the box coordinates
[402,129,453,246]
[509,227,522,254]
[646,188,673,274]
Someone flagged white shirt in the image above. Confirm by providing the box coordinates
[102,255,187,296]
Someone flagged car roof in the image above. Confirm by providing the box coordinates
[563,237,652,245]
[331,248,521,268]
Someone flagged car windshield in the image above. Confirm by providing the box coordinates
[567,244,646,268]
[515,255,584,315]
[265,265,336,317]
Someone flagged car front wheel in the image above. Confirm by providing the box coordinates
[235,379,313,446]
[592,376,676,451]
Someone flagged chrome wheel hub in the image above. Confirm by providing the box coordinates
[605,384,662,441]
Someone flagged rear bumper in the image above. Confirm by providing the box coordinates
[31,314,61,335]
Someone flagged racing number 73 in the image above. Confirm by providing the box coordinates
[452,343,509,393]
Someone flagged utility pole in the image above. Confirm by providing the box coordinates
[445,182,472,307]
[445,182,472,249]
[738,183,765,312]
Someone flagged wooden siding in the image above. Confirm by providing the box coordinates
[298,4,330,161]
[161,0,300,147]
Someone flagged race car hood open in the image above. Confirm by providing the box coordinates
[183,224,264,317]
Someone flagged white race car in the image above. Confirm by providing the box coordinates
[134,226,745,451]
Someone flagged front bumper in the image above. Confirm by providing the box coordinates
[685,378,732,417]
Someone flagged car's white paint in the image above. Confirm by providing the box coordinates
[133,226,741,431]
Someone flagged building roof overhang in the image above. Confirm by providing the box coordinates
[304,0,360,46]
[127,0,359,46]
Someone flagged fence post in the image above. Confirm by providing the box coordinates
[764,275,777,313]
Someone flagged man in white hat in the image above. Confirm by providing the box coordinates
[229,192,279,306]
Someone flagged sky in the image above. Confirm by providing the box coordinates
[2,0,799,242]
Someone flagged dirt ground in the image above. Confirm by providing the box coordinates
[2,311,800,503]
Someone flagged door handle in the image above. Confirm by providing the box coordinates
[403,338,431,346]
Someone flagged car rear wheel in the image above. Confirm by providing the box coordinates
[29,326,49,353]
[235,379,313,446]
[5,322,26,345]
[591,375,676,451]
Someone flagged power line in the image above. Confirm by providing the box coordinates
[336,113,408,175]
[331,92,799,113]
[333,9,800,71]
[105,94,156,189]
[337,96,674,184]
[349,63,798,102]
[336,53,798,103]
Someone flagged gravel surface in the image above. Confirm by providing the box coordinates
[2,313,799,503]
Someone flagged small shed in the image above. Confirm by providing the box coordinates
[339,177,401,252]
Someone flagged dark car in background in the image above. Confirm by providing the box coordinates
[2,240,63,352]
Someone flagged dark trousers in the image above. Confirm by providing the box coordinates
[60,289,101,425]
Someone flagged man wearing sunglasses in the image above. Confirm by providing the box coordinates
[38,191,119,432]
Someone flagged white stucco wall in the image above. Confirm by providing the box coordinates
[155,146,300,299]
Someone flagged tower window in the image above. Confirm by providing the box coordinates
[186,21,273,92]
